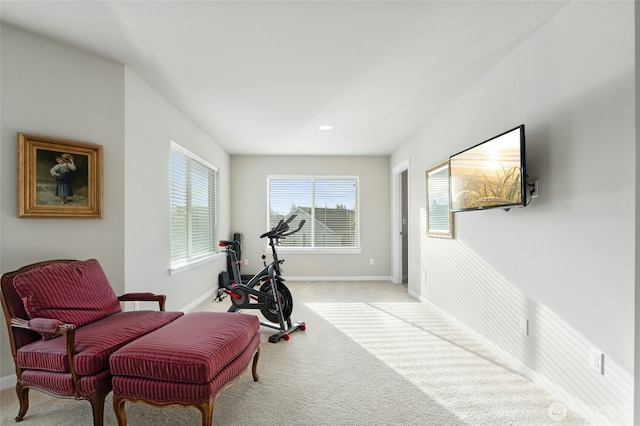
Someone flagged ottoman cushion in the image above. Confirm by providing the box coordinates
[18,310,184,375]
[110,312,260,384]
[112,333,260,404]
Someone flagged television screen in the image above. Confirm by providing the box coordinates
[450,125,526,212]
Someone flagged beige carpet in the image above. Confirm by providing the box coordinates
[0,281,589,425]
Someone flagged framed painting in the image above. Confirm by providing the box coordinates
[17,133,103,219]
[425,159,454,238]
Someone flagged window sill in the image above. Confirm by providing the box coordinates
[170,252,225,275]
[267,247,362,255]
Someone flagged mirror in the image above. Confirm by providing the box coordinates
[425,159,454,238]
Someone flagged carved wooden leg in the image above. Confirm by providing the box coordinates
[112,392,128,426]
[198,397,215,426]
[14,383,29,422]
[88,390,108,426]
[252,346,260,382]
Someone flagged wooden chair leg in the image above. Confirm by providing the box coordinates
[252,347,260,382]
[88,390,108,426]
[198,397,215,426]
[112,392,128,426]
[14,382,29,421]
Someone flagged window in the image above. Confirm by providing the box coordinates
[268,177,359,250]
[170,141,218,271]
[425,160,454,238]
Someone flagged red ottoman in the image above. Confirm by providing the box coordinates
[110,312,260,426]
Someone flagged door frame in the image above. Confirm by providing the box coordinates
[392,159,410,286]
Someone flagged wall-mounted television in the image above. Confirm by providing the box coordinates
[450,124,526,212]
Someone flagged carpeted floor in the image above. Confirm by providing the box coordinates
[0,281,589,425]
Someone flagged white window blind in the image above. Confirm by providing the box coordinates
[426,164,450,231]
[268,177,359,249]
[170,141,218,269]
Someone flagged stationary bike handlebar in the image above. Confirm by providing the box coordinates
[219,216,305,249]
[280,219,305,237]
[260,215,305,239]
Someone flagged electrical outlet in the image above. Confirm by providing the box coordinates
[519,318,529,336]
[369,258,374,266]
[244,258,249,266]
[589,349,604,375]
[134,301,140,311]
[530,179,539,198]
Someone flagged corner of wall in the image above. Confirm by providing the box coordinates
[634,1,639,424]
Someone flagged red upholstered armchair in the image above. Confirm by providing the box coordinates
[0,259,184,426]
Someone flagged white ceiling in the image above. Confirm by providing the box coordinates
[0,1,567,156]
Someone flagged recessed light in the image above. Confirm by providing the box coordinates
[318,125,333,131]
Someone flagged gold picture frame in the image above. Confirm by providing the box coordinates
[425,159,454,238]
[17,133,103,219]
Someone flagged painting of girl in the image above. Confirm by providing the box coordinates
[50,153,76,204]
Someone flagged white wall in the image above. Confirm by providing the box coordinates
[635,2,640,424]
[0,25,231,380]
[230,155,390,280]
[123,68,230,311]
[391,2,635,425]
[1,4,636,421]
[0,25,125,379]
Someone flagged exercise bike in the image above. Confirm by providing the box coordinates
[216,215,306,343]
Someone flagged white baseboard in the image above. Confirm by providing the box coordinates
[408,288,420,299]
[419,296,609,426]
[1,374,16,391]
[180,288,216,313]
[286,276,393,282]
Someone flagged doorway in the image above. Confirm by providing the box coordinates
[392,159,410,288]
[401,170,408,285]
